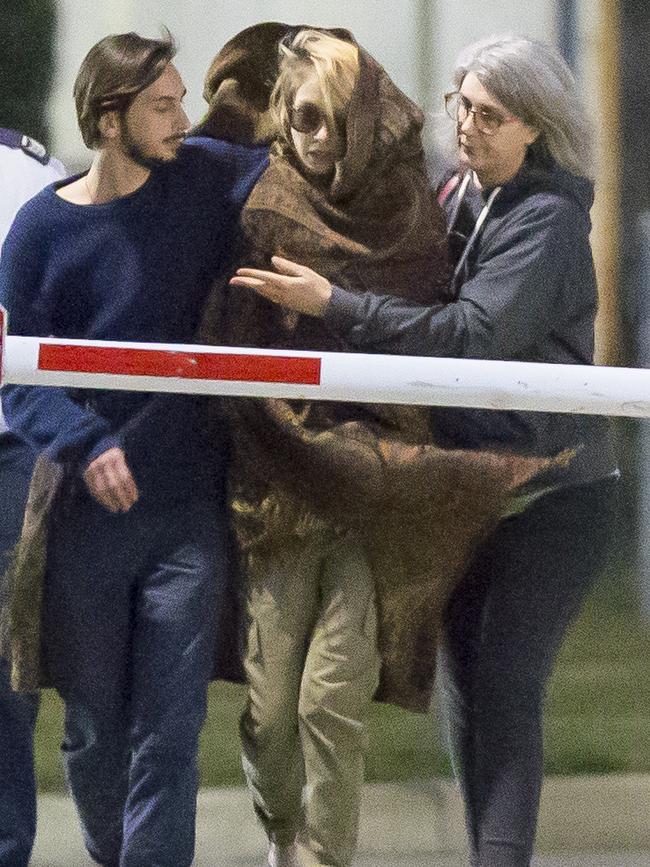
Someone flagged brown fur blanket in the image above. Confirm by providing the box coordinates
[0,456,62,691]
[198,23,557,713]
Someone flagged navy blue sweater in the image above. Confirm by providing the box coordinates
[0,136,268,502]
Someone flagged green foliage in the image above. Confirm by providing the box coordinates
[0,0,57,145]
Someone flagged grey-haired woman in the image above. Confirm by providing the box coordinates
[231,35,619,867]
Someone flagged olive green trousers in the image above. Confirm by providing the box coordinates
[240,529,381,867]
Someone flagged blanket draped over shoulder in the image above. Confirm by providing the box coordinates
[0,456,62,691]
[0,458,245,692]
[197,23,558,713]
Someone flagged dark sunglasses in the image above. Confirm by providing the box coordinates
[289,102,334,135]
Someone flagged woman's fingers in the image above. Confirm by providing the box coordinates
[228,275,269,289]
[229,270,296,304]
[232,267,287,281]
[271,255,307,276]
[231,257,307,280]
[230,261,332,318]
[229,274,290,307]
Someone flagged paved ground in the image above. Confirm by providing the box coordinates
[31,777,650,866]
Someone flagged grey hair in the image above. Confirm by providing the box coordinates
[453,35,594,178]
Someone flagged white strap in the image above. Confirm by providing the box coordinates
[451,185,502,293]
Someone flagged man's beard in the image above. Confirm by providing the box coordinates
[120,123,180,170]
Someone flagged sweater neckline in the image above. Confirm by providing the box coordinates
[49,169,158,212]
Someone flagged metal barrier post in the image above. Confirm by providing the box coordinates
[635,212,650,619]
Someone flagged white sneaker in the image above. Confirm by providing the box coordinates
[267,840,300,867]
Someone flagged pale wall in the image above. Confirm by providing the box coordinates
[51,0,557,168]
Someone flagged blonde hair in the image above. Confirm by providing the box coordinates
[270,29,359,151]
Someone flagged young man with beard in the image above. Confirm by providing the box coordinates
[0,32,267,867]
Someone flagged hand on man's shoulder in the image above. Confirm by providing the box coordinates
[181,135,269,209]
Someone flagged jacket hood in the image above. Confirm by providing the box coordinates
[495,157,595,215]
[195,22,425,202]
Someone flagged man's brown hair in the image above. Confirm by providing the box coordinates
[74,30,177,148]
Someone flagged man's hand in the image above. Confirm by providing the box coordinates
[229,255,332,318]
[83,447,139,514]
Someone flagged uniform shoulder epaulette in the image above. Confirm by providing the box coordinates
[0,128,51,165]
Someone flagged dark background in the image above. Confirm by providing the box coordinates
[0,1,57,146]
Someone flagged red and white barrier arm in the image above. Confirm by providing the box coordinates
[1,305,650,417]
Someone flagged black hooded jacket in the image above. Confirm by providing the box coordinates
[324,160,617,487]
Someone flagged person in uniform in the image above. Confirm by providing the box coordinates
[0,127,66,867]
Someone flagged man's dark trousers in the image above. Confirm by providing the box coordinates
[0,433,37,867]
[42,484,224,867]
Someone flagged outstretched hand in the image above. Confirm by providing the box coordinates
[229,256,332,318]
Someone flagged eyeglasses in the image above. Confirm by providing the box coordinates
[444,91,516,136]
[289,102,336,135]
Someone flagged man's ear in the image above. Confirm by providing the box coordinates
[98,110,120,141]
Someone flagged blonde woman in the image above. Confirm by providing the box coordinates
[224,32,392,867]
[199,24,552,867]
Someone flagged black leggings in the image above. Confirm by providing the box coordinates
[439,477,618,867]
